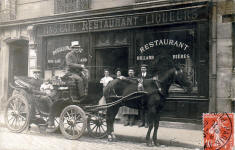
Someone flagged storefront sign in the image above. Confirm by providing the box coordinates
[138,39,191,60]
[37,6,208,36]
[139,39,190,53]
[52,46,70,55]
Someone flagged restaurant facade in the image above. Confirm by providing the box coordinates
[0,0,233,123]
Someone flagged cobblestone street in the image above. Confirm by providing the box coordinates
[0,126,197,150]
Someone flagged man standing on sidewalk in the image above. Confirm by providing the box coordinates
[138,64,151,127]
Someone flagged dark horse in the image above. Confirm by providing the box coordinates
[103,64,192,146]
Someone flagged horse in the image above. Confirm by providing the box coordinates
[103,65,192,146]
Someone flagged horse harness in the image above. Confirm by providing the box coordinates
[107,77,163,100]
[138,76,163,96]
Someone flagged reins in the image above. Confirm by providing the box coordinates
[84,91,148,111]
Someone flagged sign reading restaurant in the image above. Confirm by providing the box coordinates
[37,6,208,36]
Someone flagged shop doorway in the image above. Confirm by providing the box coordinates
[95,47,129,80]
[8,40,29,83]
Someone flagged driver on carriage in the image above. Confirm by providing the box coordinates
[65,41,89,100]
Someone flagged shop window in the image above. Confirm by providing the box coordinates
[135,28,200,95]
[45,34,89,78]
[54,0,90,14]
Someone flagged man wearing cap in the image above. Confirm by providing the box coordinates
[138,64,152,127]
[30,69,43,89]
[65,41,88,99]
[139,64,151,79]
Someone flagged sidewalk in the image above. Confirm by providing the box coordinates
[114,124,202,149]
[0,111,203,149]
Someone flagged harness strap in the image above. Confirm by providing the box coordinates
[154,80,162,94]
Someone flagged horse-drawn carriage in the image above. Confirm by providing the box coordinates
[4,58,193,146]
[4,75,112,140]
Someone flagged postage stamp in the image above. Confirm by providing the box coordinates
[203,113,234,150]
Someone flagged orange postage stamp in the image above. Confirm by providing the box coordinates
[203,113,234,150]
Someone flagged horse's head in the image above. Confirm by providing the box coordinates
[172,67,192,94]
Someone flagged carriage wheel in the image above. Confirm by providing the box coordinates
[59,105,87,140]
[46,117,60,133]
[87,110,107,138]
[4,94,30,133]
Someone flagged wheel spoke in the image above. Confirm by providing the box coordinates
[70,109,74,118]
[75,122,83,130]
[95,125,99,133]
[16,117,20,129]
[14,117,18,128]
[10,117,16,126]
[91,124,97,131]
[97,126,101,134]
[65,125,71,132]
[18,114,26,120]
[71,126,74,136]
[100,125,106,132]
[8,115,14,122]
[9,103,15,110]
[74,126,81,134]
[66,112,71,119]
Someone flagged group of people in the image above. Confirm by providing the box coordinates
[30,40,154,128]
[99,64,152,127]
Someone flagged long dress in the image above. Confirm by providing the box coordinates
[116,75,138,120]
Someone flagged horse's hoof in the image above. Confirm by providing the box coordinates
[108,135,113,142]
[111,133,117,142]
[146,141,153,147]
[146,143,153,147]
[154,142,160,147]
[108,138,112,142]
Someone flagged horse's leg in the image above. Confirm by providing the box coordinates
[146,109,154,146]
[106,106,119,142]
[152,114,160,146]
[146,122,154,146]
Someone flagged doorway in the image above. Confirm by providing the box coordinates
[95,47,129,80]
[8,40,29,83]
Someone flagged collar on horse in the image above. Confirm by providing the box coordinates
[137,77,163,96]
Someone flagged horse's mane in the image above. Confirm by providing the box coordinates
[150,55,179,78]
[159,68,175,83]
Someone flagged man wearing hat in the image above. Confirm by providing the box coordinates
[138,64,152,127]
[65,41,88,99]
[30,69,43,89]
[139,64,151,78]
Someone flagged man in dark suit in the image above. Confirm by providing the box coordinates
[138,64,151,127]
